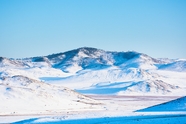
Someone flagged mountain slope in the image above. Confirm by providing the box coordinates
[137,96,186,112]
[158,60,186,72]
[0,75,101,115]
[0,47,186,96]
[76,80,179,95]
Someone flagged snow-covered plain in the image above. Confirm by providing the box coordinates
[1,95,186,123]
[0,47,186,123]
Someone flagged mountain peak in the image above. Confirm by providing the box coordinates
[77,47,101,51]
[0,57,5,62]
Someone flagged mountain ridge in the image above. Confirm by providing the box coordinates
[0,47,186,96]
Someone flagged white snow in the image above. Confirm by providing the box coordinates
[0,47,186,123]
[0,75,102,116]
[2,95,186,123]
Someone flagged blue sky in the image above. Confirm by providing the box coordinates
[0,0,186,59]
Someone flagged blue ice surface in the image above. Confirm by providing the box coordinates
[13,114,186,124]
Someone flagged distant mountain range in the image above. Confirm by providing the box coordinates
[0,47,186,96]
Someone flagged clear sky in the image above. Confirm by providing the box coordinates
[0,0,186,59]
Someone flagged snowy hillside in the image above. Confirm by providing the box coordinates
[137,96,186,112]
[158,60,186,72]
[0,75,101,115]
[0,47,186,96]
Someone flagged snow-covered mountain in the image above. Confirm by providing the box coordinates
[0,47,186,96]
